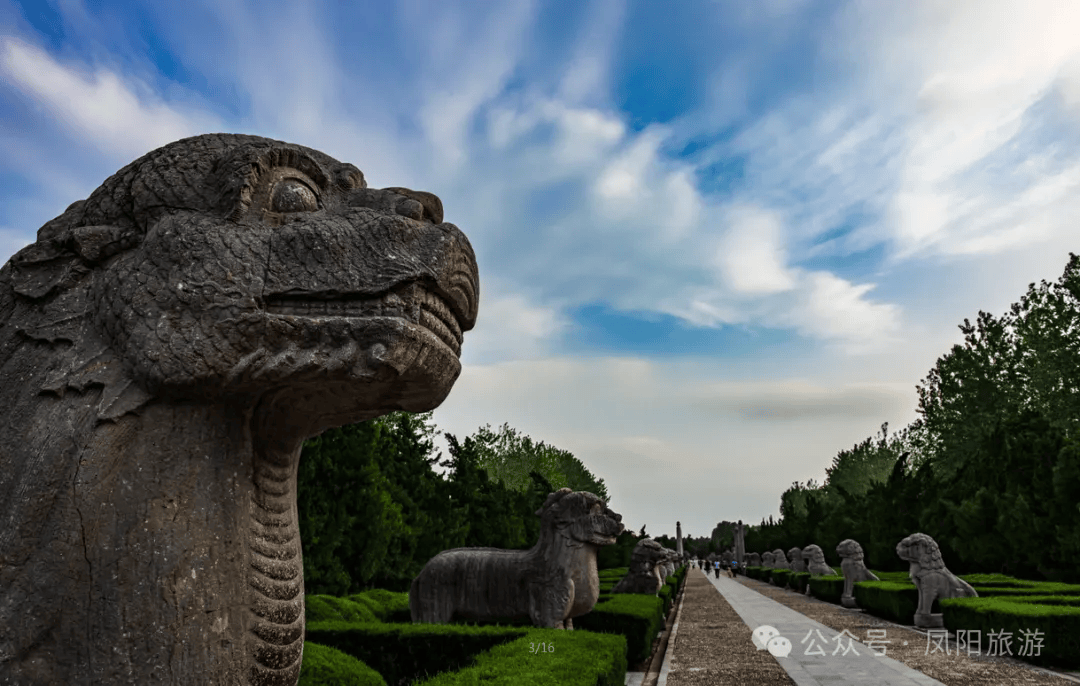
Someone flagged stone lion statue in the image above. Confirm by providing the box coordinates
[761,551,776,568]
[770,549,790,570]
[896,533,977,627]
[837,539,879,607]
[0,134,479,685]
[411,489,623,629]
[802,544,837,576]
[746,552,761,566]
[787,546,806,573]
[613,538,671,595]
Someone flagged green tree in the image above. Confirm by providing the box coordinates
[297,418,411,596]
[915,308,1027,481]
[470,423,610,502]
[1008,253,1080,440]
[824,423,900,498]
[443,432,532,551]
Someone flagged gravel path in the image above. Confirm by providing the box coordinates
[663,568,1080,686]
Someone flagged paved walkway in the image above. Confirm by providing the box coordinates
[658,570,946,686]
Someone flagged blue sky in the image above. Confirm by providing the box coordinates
[3,0,1080,543]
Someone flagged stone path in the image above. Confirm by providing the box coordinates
[684,571,946,685]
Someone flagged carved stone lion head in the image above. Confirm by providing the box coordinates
[896,533,945,571]
[837,539,865,562]
[802,544,827,565]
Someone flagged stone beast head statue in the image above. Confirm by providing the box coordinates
[0,134,479,685]
[410,489,623,630]
[613,538,670,595]
[836,539,879,607]
[802,544,836,576]
[896,533,977,625]
[787,546,806,573]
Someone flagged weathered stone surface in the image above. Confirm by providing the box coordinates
[613,538,670,595]
[676,521,683,556]
[732,520,746,564]
[802,544,837,576]
[787,547,806,573]
[896,533,977,628]
[746,552,761,566]
[837,539,879,608]
[770,549,790,570]
[410,489,622,629]
[656,546,680,579]
[761,551,776,568]
[0,134,479,685]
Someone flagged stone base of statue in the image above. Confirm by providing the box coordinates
[914,612,944,629]
[841,595,858,608]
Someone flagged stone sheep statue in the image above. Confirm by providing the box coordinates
[788,546,806,573]
[0,133,480,685]
[613,539,671,595]
[770,549,790,570]
[761,551,776,568]
[410,489,624,630]
[896,533,978,628]
[802,545,837,576]
[747,552,761,566]
[837,539,880,608]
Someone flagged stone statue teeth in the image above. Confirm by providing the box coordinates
[0,133,479,685]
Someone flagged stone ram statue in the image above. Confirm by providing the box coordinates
[613,538,670,595]
[770,548,790,570]
[0,133,479,685]
[802,545,837,576]
[746,552,761,566]
[410,489,624,629]
[837,539,880,608]
[787,546,806,573]
[761,551,776,568]
[896,533,978,628]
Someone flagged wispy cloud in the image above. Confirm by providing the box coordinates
[2,0,1078,534]
[0,35,219,161]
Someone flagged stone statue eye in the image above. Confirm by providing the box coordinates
[271,179,319,213]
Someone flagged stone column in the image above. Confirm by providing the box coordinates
[733,520,745,565]
[676,521,683,556]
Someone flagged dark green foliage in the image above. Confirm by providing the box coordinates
[470,422,610,502]
[442,432,535,550]
[760,253,1080,582]
[599,530,643,569]
[298,412,459,596]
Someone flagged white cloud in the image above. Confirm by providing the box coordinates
[0,35,219,161]
[790,272,902,353]
[459,290,572,365]
[556,0,627,104]
[713,205,796,294]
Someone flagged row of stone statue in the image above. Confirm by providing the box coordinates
[729,534,978,628]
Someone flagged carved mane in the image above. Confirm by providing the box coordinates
[0,133,479,685]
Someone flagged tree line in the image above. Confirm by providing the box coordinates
[744,253,1080,583]
[296,417,614,595]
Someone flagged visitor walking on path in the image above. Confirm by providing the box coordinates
[713,560,720,578]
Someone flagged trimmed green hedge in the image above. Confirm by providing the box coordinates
[300,642,387,686]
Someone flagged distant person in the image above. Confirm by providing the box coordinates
[714,560,720,578]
